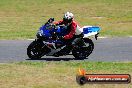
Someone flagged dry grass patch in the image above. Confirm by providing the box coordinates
[0,61,132,88]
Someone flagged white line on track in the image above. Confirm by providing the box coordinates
[98,37,107,39]
[27,36,132,40]
[27,39,35,41]
[27,37,108,41]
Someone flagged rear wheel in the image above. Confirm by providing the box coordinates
[27,41,44,59]
[72,38,94,59]
[83,38,94,56]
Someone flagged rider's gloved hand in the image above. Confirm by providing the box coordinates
[53,24,58,29]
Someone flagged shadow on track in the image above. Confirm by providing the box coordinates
[26,57,87,61]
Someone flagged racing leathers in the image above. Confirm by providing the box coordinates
[53,20,81,56]
[54,20,79,40]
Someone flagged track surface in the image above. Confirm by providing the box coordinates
[0,37,132,63]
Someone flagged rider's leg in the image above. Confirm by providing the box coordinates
[59,38,83,55]
[53,39,73,57]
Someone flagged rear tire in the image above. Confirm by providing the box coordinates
[83,38,94,56]
[72,38,94,59]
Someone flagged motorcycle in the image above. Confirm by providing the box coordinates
[27,18,101,59]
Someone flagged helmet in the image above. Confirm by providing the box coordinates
[63,12,74,23]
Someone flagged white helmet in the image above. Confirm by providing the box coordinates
[63,12,74,23]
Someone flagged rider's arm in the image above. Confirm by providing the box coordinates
[53,20,63,25]
[63,22,77,39]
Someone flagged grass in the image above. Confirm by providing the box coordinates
[0,0,132,39]
[0,0,132,87]
[0,61,132,88]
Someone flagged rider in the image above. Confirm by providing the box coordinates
[54,12,79,39]
[53,12,82,57]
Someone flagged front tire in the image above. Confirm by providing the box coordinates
[27,41,43,59]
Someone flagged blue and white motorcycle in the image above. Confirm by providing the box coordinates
[27,19,101,59]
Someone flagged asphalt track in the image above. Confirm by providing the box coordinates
[0,37,132,63]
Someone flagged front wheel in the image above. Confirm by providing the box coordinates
[27,41,43,59]
[72,38,94,59]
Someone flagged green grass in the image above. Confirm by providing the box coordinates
[0,0,132,39]
[0,61,132,88]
